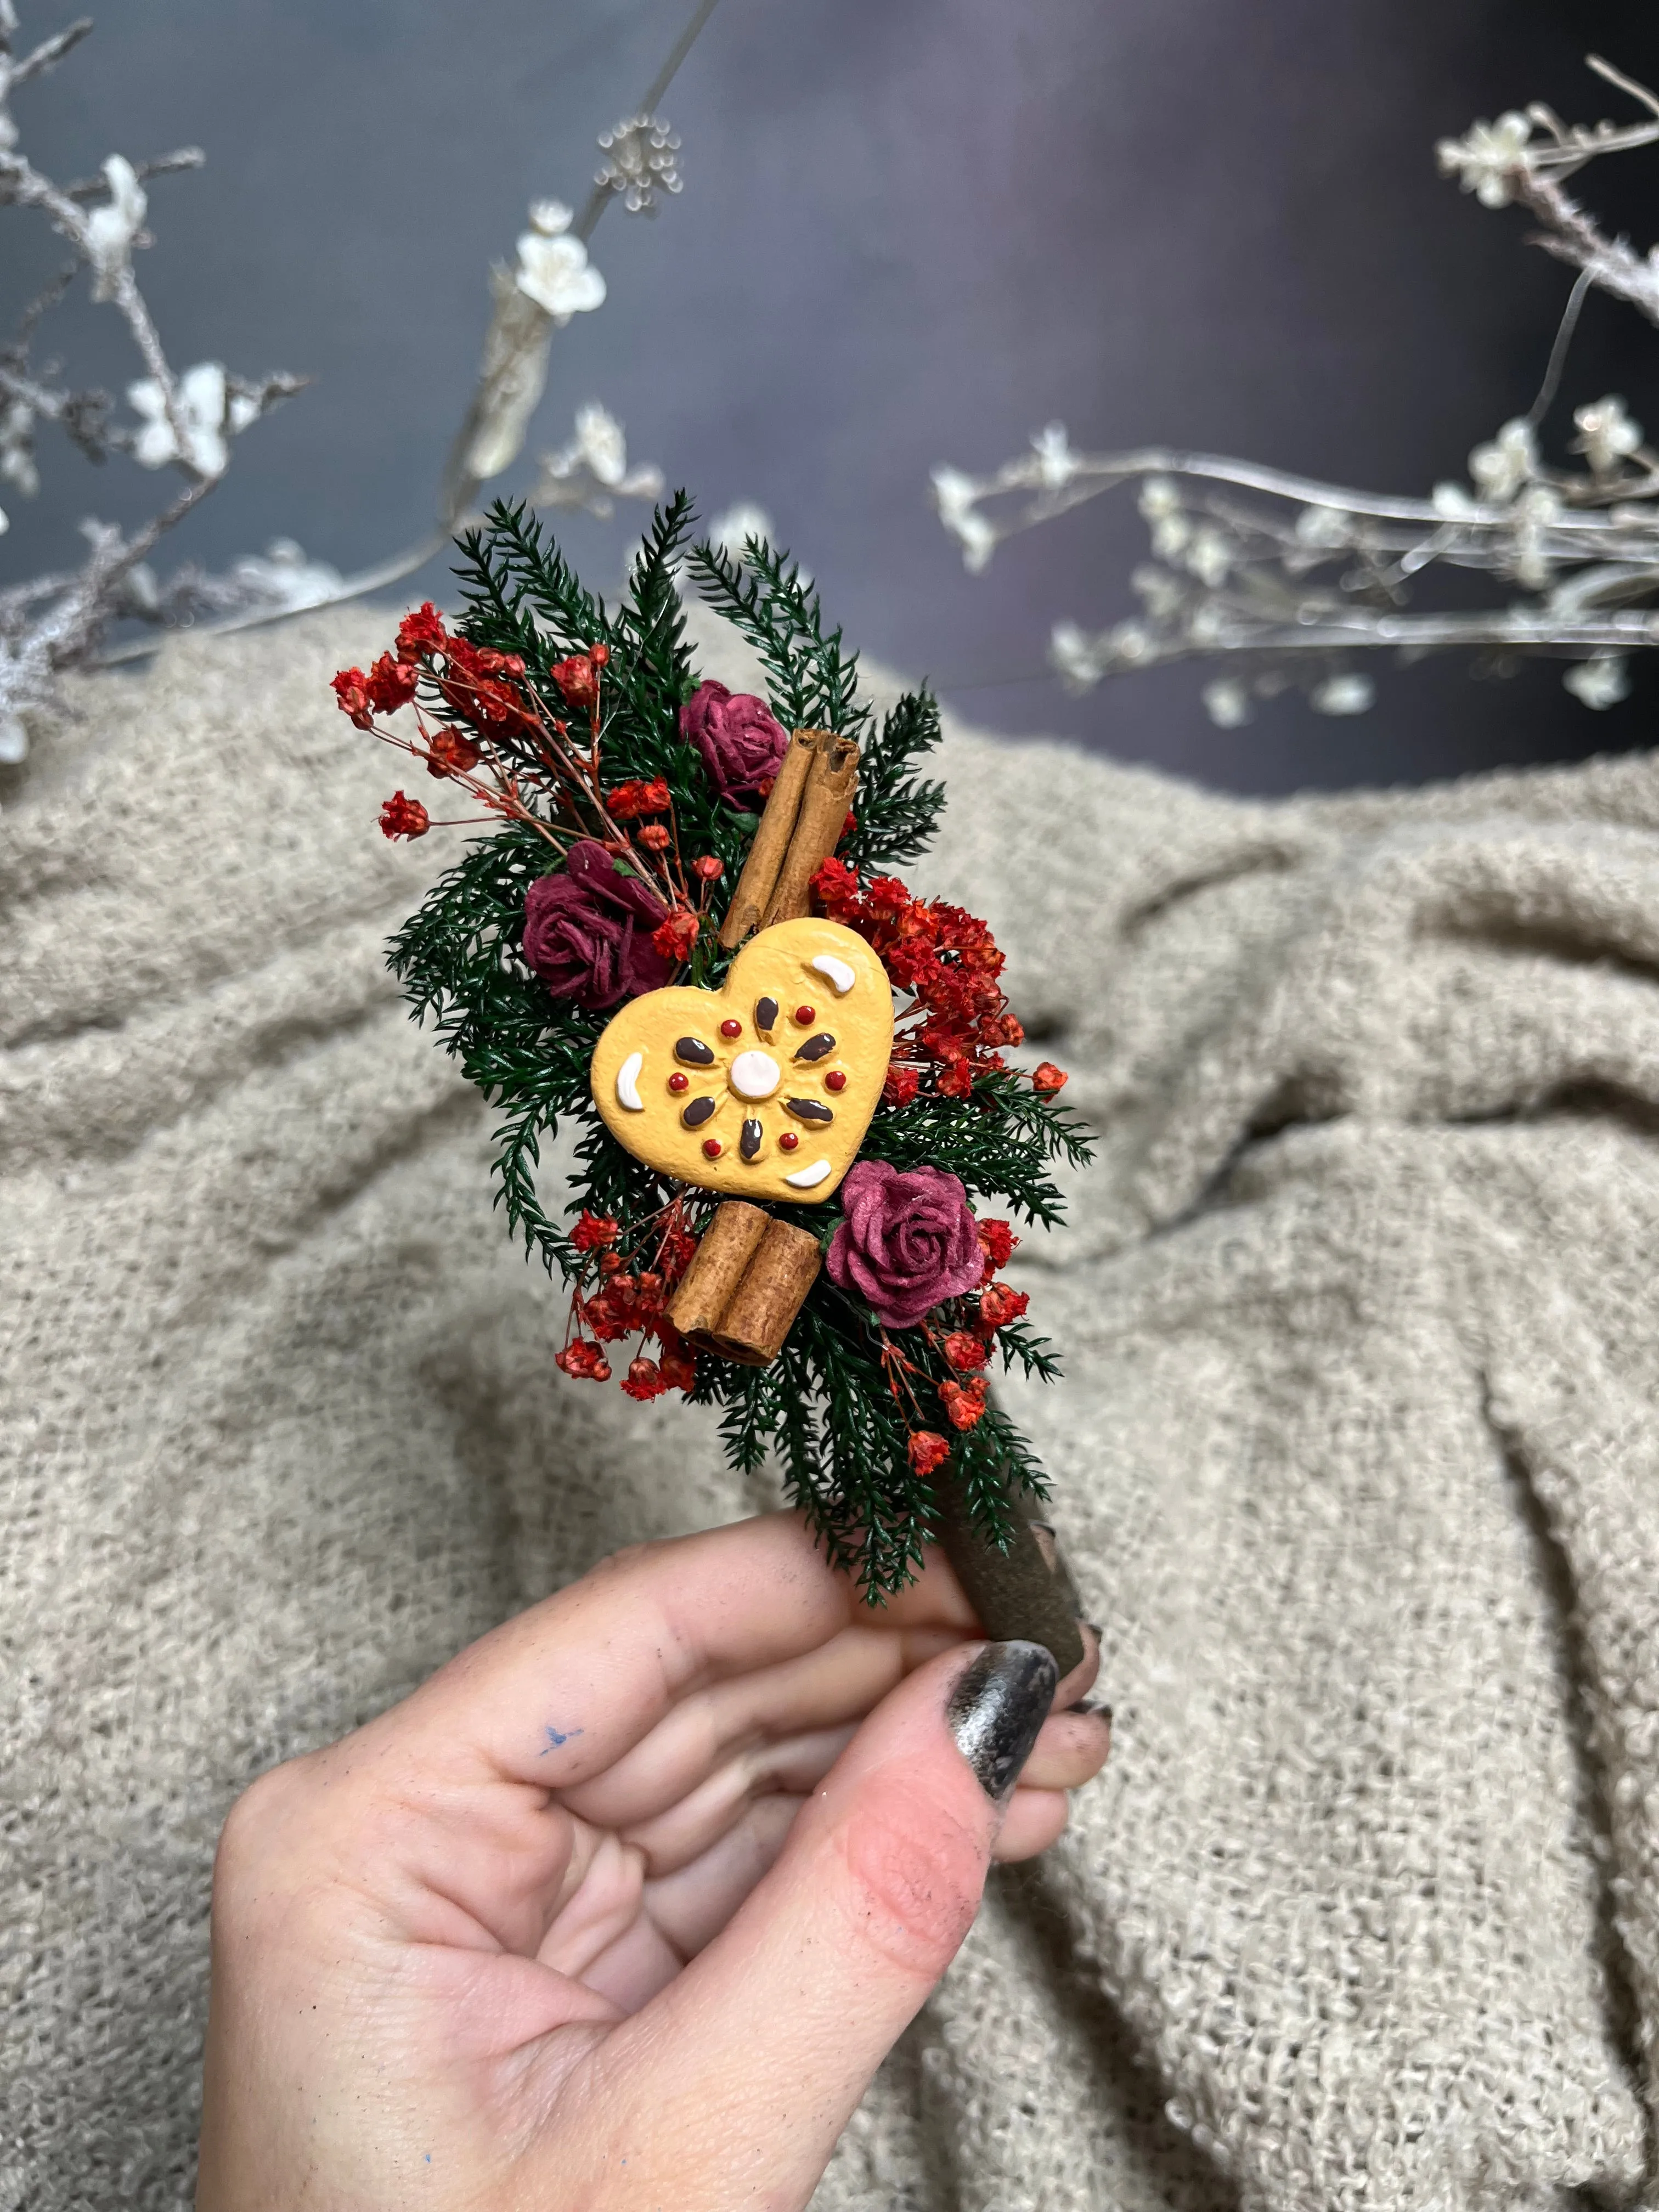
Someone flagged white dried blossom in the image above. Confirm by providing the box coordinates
[1186,524,1232,589]
[1436,111,1533,208]
[1137,476,1181,521]
[1203,678,1253,727]
[0,709,27,764]
[515,202,606,323]
[1563,653,1631,708]
[1295,504,1352,548]
[1149,509,1192,561]
[532,401,663,516]
[932,465,996,572]
[1510,483,1562,589]
[1469,417,1538,504]
[1049,620,1104,690]
[1031,421,1077,488]
[595,114,682,216]
[1131,564,1188,619]
[0,393,38,498]
[225,539,345,613]
[83,154,147,300]
[1311,673,1375,715]
[1431,480,1482,521]
[128,360,241,476]
[1571,394,1644,473]
[709,502,775,558]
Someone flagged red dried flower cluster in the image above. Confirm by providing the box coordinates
[571,1211,619,1252]
[908,1430,950,1477]
[978,1280,1029,1331]
[650,910,699,961]
[379,791,430,840]
[977,1218,1017,1276]
[942,1330,989,1373]
[550,652,603,710]
[557,1205,701,1402]
[939,1374,990,1430]
[606,778,671,820]
[811,859,1026,1099]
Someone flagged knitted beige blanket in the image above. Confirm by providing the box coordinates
[4,608,1658,2211]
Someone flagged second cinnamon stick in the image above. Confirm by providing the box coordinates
[762,735,860,928]
[718,730,824,949]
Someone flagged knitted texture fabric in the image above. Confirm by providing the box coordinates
[3,606,1658,2211]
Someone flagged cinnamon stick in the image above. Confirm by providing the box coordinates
[718,731,826,949]
[710,1219,822,1363]
[668,1203,822,1365]
[668,1201,770,1338]
[761,735,860,929]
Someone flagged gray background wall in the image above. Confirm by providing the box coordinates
[4,0,1658,792]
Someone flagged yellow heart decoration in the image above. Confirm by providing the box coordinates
[590,918,894,1204]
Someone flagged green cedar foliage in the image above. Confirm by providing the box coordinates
[388,498,1092,1596]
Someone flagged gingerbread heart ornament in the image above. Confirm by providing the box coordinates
[591,918,893,1203]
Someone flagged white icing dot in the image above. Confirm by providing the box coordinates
[614,1051,645,1111]
[810,952,857,996]
[729,1049,781,1101]
[785,1157,833,1189]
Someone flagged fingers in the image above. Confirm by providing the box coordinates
[991,1787,1071,1862]
[557,1642,1058,2212]
[620,1724,856,1878]
[560,1620,963,1832]
[390,1512,974,1792]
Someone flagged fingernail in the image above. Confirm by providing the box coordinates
[947,1641,1058,1803]
[1066,1698,1111,1720]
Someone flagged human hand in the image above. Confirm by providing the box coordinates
[196,1511,1108,2210]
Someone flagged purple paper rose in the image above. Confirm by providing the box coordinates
[826,1160,984,1331]
[681,680,789,806]
[521,839,674,1013]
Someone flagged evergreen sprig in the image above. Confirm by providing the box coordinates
[382,497,1092,1596]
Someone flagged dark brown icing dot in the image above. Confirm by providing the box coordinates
[681,1095,717,1127]
[675,1036,715,1065]
[740,1118,764,1160]
[785,1097,834,1124]
[793,1032,836,1062]
[755,996,780,1034]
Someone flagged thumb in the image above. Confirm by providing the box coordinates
[590,1640,1058,2210]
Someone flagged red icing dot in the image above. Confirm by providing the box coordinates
[778,1131,800,1152]
[668,1072,690,1093]
[794,1004,815,1025]
[702,1136,723,1158]
[825,1069,848,1092]
[720,1018,742,1038]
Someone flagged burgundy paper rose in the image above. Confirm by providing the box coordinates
[826,1160,984,1331]
[521,839,674,1012]
[681,680,789,806]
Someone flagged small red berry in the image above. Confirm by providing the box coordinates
[720,1018,742,1038]
[824,1069,848,1093]
[668,1072,690,1093]
[702,1137,723,1158]
[794,1005,815,1025]
[778,1131,799,1152]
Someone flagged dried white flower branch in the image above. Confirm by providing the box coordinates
[0,2,303,758]
[934,53,1659,727]
[7,0,721,755]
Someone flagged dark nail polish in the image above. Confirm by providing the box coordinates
[1065,1697,1111,1719]
[947,1641,1058,1803]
